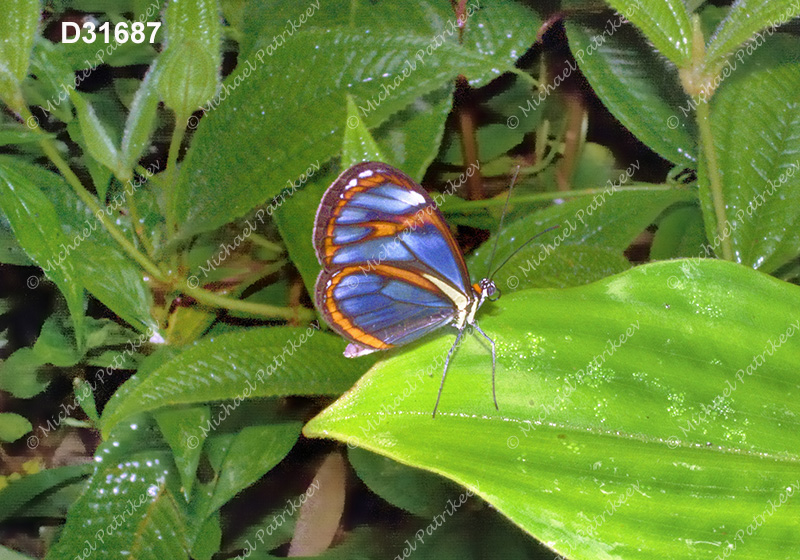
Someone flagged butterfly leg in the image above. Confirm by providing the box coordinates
[473,323,498,410]
[433,329,465,418]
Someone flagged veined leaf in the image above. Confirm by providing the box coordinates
[47,420,190,560]
[305,259,800,560]
[0,157,158,334]
[0,159,86,346]
[0,0,39,111]
[175,0,539,238]
[101,326,376,436]
[566,18,697,164]
[705,0,800,76]
[697,35,800,272]
[605,0,692,66]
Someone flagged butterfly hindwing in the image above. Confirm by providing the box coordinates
[317,265,456,353]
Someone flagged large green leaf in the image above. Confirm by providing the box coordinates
[174,0,539,238]
[605,0,692,66]
[697,36,800,272]
[101,326,376,435]
[566,19,696,164]
[305,260,800,560]
[705,0,800,76]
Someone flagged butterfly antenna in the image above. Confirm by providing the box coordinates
[485,166,521,278]
[489,225,560,280]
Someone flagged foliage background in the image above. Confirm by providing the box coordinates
[0,0,798,559]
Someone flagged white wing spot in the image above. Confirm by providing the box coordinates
[408,191,426,205]
[358,170,374,178]
[345,178,358,189]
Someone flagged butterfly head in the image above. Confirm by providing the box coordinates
[474,278,499,305]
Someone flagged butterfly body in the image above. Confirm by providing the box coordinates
[313,161,498,415]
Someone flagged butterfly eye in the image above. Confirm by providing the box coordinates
[481,280,499,301]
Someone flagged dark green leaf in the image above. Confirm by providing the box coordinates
[15,477,87,520]
[154,406,210,501]
[100,325,375,435]
[305,260,800,560]
[566,18,696,164]
[0,0,39,111]
[705,0,800,75]
[47,420,191,560]
[74,378,99,424]
[0,347,49,398]
[33,316,81,367]
[605,0,692,66]
[207,423,301,513]
[467,186,694,285]
[0,464,92,524]
[190,514,221,560]
[176,0,540,238]
[697,36,800,272]
[374,85,455,181]
[0,159,86,346]
[441,76,545,166]
[0,157,158,334]
[0,210,34,265]
[490,245,632,291]
[23,38,75,124]
[651,203,707,260]
[348,447,462,517]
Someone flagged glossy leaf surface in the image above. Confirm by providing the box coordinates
[306,260,800,560]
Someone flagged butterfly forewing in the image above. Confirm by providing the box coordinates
[313,162,474,354]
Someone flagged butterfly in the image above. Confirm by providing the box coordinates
[313,161,499,417]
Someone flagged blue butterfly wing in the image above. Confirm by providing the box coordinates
[313,162,474,354]
[317,266,456,355]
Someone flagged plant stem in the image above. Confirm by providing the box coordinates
[695,100,733,260]
[443,183,686,212]
[250,233,284,254]
[22,107,170,284]
[183,285,315,322]
[165,113,186,234]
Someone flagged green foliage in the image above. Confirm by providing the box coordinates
[306,260,800,560]
[0,1,798,559]
[697,36,800,273]
[0,0,39,112]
